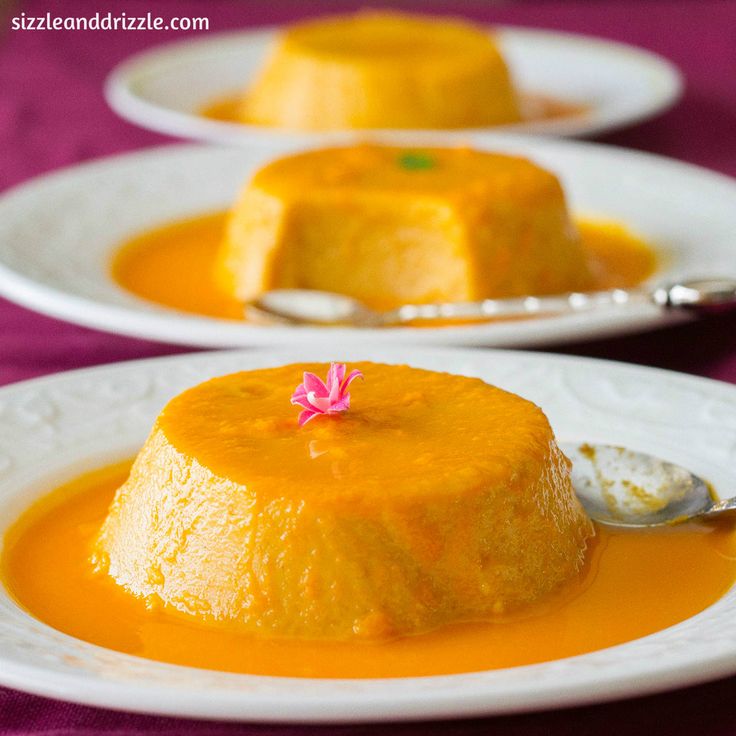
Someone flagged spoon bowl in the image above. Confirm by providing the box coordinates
[562,442,736,527]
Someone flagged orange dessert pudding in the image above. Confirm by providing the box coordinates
[240,11,520,131]
[92,362,593,640]
[214,145,592,311]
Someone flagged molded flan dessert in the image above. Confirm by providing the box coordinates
[93,362,594,640]
[242,11,520,130]
[214,145,592,310]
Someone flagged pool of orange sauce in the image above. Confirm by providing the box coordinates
[3,462,735,679]
[111,212,658,322]
[201,92,590,127]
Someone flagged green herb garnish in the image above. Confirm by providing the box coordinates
[398,151,436,171]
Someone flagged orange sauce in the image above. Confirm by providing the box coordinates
[201,92,590,126]
[519,92,590,122]
[3,462,735,678]
[113,213,243,320]
[111,212,657,321]
[201,95,243,123]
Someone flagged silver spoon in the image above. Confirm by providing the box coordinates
[561,442,736,527]
[245,277,736,327]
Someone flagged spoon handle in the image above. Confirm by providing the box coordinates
[657,278,736,315]
[701,495,736,521]
[382,277,736,325]
[386,287,651,324]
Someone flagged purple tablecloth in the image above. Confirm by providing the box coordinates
[1,0,736,732]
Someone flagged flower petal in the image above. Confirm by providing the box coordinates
[303,371,329,397]
[340,369,364,398]
[291,383,307,404]
[290,394,314,410]
[327,363,345,403]
[329,396,350,412]
[307,392,331,412]
[298,408,320,426]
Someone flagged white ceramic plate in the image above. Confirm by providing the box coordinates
[104,26,683,143]
[1,346,736,722]
[0,138,735,349]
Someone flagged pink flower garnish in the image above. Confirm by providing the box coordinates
[290,363,363,426]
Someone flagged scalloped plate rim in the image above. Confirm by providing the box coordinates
[0,346,735,722]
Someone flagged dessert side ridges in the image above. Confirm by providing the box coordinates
[215,145,592,310]
[242,11,521,130]
[93,362,594,640]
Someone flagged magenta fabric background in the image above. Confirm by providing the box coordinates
[1,0,736,732]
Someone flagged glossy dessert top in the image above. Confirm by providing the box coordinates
[248,144,562,200]
[277,10,503,63]
[158,361,560,505]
